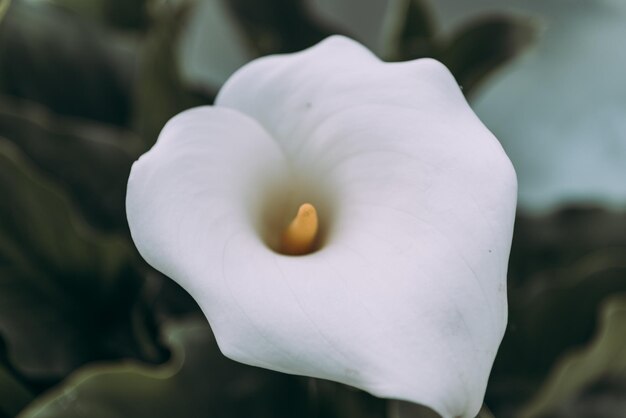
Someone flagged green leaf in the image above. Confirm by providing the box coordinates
[0,1,135,125]
[16,316,394,418]
[387,400,440,418]
[440,16,536,96]
[0,0,9,25]
[0,365,32,417]
[0,96,141,232]
[0,140,164,379]
[177,0,348,91]
[491,248,626,410]
[519,294,626,418]
[505,248,626,370]
[308,379,386,418]
[51,0,150,31]
[537,376,626,418]
[488,209,626,414]
[133,0,212,147]
[0,335,34,417]
[382,1,536,97]
[508,208,626,287]
[18,319,309,418]
[226,0,339,56]
[381,0,437,61]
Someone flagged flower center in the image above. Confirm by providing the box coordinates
[280,203,319,255]
[252,173,334,255]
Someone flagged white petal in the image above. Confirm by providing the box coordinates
[126,106,290,302]
[128,36,517,418]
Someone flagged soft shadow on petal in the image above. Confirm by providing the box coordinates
[126,106,290,300]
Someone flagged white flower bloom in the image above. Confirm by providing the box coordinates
[127,36,517,418]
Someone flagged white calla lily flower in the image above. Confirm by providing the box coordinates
[127,36,517,418]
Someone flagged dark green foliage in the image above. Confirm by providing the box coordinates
[440,16,536,95]
[387,0,535,96]
[132,0,214,148]
[487,210,626,416]
[226,0,340,55]
[0,142,165,381]
[519,295,626,417]
[16,319,403,418]
[0,98,140,232]
[0,1,133,126]
[49,0,150,30]
[0,336,33,417]
[18,320,309,418]
[384,0,438,61]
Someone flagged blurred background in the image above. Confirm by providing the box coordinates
[0,0,625,417]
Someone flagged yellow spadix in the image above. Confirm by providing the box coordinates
[280,203,319,255]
